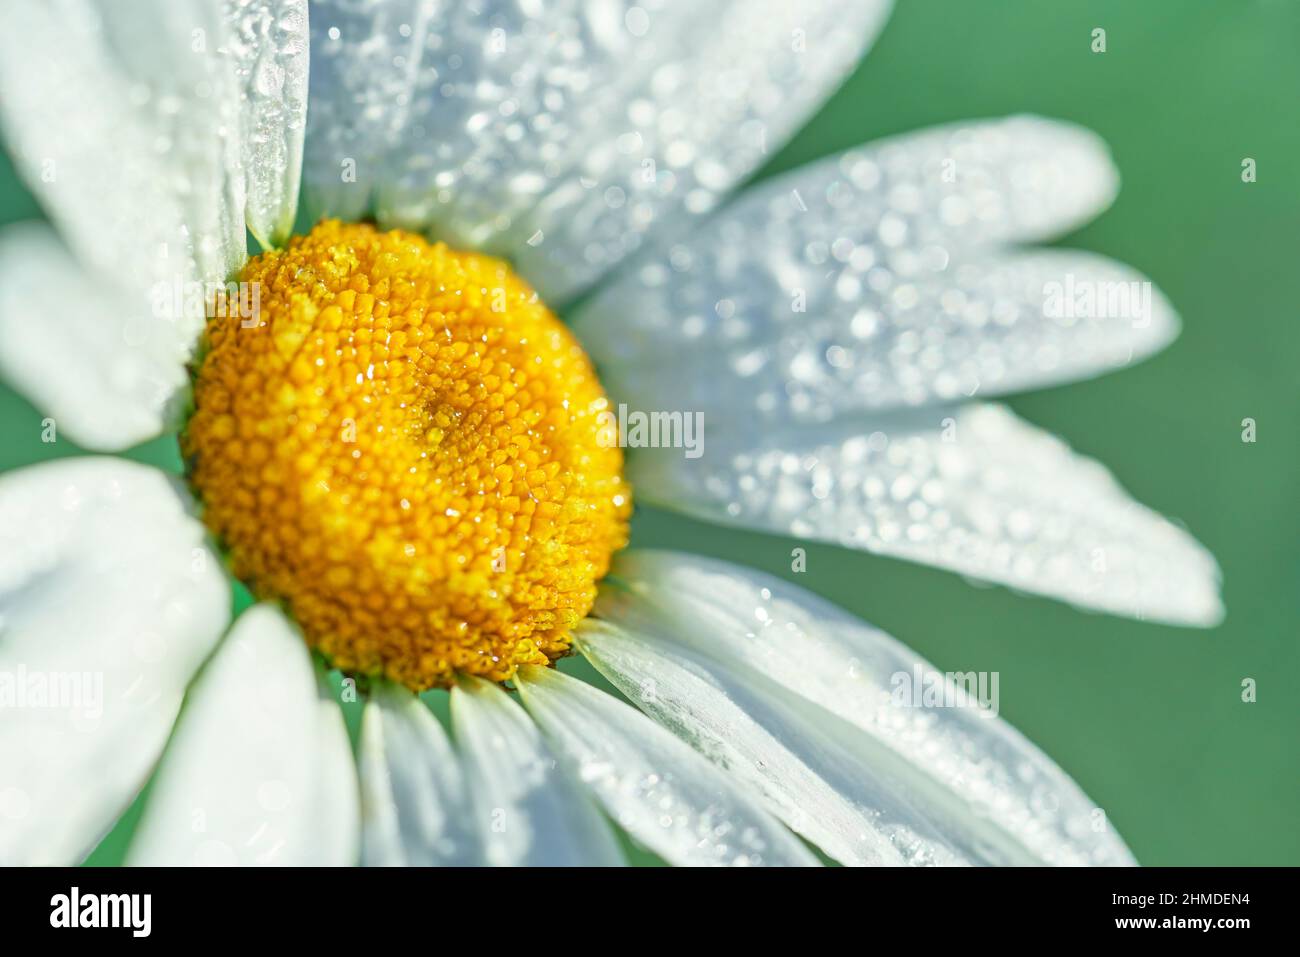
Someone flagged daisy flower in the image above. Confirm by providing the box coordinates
[0,0,1220,867]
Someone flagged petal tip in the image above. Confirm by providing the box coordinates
[1003,113,1120,233]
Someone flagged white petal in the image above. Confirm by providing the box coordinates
[0,458,229,865]
[127,605,358,866]
[596,550,1140,865]
[0,0,310,448]
[358,683,480,866]
[222,0,311,248]
[304,0,892,302]
[515,665,818,867]
[451,677,623,866]
[573,116,1140,421]
[577,248,1176,424]
[0,0,245,289]
[632,403,1221,625]
[0,224,192,450]
[576,619,970,865]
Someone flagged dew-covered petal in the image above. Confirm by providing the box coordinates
[595,549,1140,865]
[451,676,623,866]
[577,248,1176,425]
[223,0,311,248]
[515,665,818,866]
[304,0,892,302]
[0,458,230,865]
[632,404,1221,626]
[358,683,480,866]
[128,605,358,866]
[0,0,246,289]
[0,1,310,448]
[573,116,1152,421]
[576,619,971,865]
[0,224,193,450]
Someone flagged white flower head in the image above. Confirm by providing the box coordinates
[0,0,1219,867]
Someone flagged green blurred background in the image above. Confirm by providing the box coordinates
[1,0,1295,865]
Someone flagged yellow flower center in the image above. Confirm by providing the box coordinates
[184,220,630,690]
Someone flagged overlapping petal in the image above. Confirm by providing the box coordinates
[573,117,1164,424]
[515,665,819,866]
[304,0,892,302]
[225,0,311,248]
[0,225,192,449]
[629,404,1221,625]
[451,676,623,866]
[128,604,357,866]
[358,682,480,866]
[0,458,230,865]
[589,550,1139,865]
[0,0,309,448]
[576,618,971,865]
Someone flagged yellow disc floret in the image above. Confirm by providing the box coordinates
[184,220,630,690]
